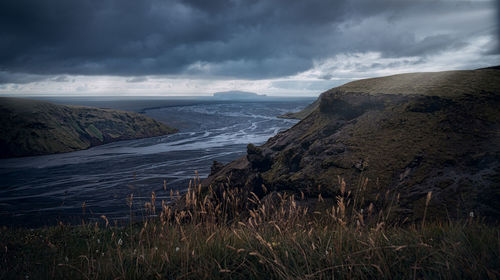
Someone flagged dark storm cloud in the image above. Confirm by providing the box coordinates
[0,0,496,82]
[495,0,500,54]
[0,71,46,84]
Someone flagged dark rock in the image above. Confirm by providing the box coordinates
[247,143,272,172]
[210,160,225,176]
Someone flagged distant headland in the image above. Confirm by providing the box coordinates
[0,97,178,158]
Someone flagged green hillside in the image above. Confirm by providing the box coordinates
[206,68,500,220]
[0,97,178,158]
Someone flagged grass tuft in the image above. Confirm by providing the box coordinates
[1,175,499,279]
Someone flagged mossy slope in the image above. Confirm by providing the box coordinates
[205,68,500,219]
[0,97,178,157]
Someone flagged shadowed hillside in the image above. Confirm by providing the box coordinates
[205,67,500,220]
[0,97,178,158]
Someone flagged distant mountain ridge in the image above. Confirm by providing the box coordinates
[212,90,266,100]
[0,97,178,158]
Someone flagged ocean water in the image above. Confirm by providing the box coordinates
[0,100,309,227]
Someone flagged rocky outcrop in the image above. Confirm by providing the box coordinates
[204,68,500,220]
[0,97,178,157]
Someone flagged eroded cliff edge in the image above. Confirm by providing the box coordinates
[0,97,178,158]
[204,68,500,219]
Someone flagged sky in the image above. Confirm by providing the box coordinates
[0,0,498,97]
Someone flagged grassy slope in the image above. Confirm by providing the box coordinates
[0,97,178,158]
[281,69,500,119]
[3,221,498,279]
[1,181,499,279]
[335,69,500,96]
[206,68,500,220]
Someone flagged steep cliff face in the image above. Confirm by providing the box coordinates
[0,97,178,157]
[205,68,500,219]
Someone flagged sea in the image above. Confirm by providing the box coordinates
[0,97,314,227]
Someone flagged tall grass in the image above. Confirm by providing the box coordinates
[1,174,499,279]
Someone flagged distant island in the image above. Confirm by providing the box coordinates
[0,97,178,158]
[212,90,267,100]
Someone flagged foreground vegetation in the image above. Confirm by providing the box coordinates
[1,176,499,279]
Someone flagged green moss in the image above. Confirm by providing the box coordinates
[85,124,104,142]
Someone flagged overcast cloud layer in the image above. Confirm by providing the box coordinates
[0,0,498,96]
